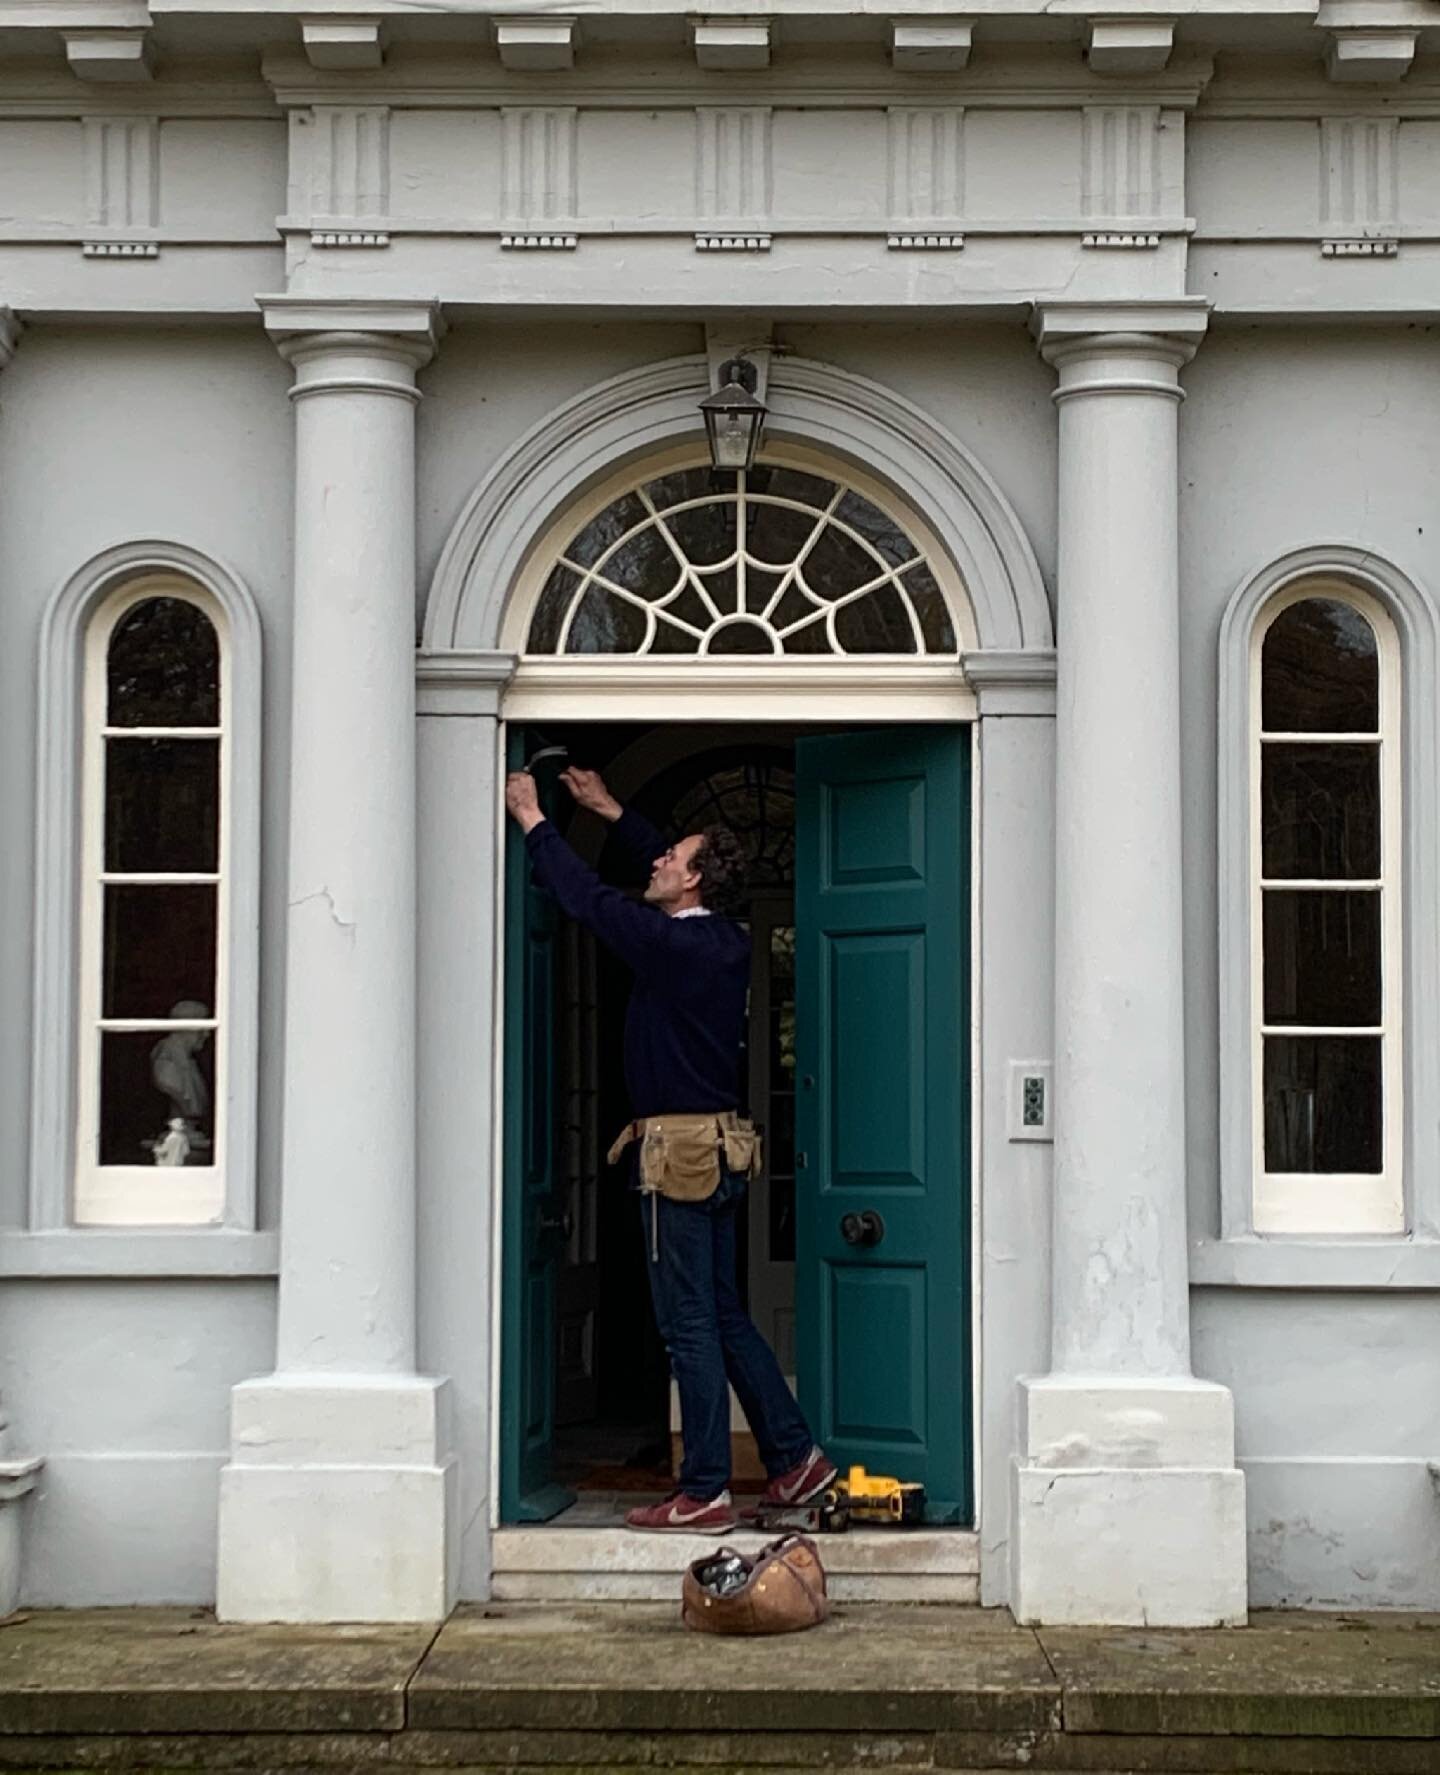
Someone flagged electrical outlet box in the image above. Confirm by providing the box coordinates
[1007,1061,1053,1142]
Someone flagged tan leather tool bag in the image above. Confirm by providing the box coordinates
[682,1533,830,1636]
[606,1111,762,1203]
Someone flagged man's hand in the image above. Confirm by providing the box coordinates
[560,766,623,822]
[505,771,546,833]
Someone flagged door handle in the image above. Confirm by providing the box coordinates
[840,1209,885,1248]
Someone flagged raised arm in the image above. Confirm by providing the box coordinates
[560,766,667,870]
[504,770,682,979]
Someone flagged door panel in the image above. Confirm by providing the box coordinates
[500,728,576,1524]
[795,727,972,1524]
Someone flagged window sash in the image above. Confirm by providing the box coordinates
[1249,583,1404,1235]
[74,584,231,1227]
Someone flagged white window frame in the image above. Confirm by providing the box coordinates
[1210,545,1440,1278]
[27,543,263,1248]
[75,580,231,1226]
[1248,580,1403,1236]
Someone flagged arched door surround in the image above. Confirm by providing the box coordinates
[423,354,1051,666]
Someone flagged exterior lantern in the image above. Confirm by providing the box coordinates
[700,357,767,472]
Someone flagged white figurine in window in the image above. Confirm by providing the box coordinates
[149,1002,212,1163]
[150,1118,192,1168]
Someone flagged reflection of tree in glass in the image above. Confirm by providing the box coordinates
[108,598,220,726]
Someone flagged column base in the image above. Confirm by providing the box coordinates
[1010,1374,1247,1626]
[217,1375,456,1623]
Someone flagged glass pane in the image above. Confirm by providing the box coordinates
[99,1027,216,1168]
[564,493,649,568]
[527,565,577,653]
[745,567,786,616]
[107,598,220,728]
[1261,744,1379,880]
[747,465,836,507]
[664,499,737,567]
[800,526,877,599]
[1264,1034,1381,1173]
[708,619,776,656]
[744,501,818,566]
[105,738,219,875]
[900,562,958,652]
[564,586,647,654]
[102,884,217,1018]
[1262,889,1381,1026]
[835,584,918,654]
[591,524,685,602]
[1262,598,1379,733]
[643,466,727,512]
[834,490,920,569]
[769,1171,795,1264]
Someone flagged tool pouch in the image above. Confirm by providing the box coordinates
[682,1533,829,1636]
[607,1113,762,1202]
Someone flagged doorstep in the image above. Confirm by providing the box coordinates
[491,1515,979,1602]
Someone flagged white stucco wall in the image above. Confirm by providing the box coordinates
[0,328,290,1602]
[1180,325,1440,1608]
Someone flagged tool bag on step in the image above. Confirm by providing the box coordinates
[681,1533,829,1635]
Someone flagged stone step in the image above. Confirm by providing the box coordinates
[491,1525,980,1602]
[0,1605,1436,1775]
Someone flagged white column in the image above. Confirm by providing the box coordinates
[0,307,44,1615]
[1011,301,1247,1628]
[217,299,455,1623]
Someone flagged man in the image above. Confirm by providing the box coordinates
[505,762,835,1535]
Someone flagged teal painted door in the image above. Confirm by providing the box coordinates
[794,728,972,1524]
[500,730,576,1523]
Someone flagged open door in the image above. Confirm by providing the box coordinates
[499,729,576,1523]
[794,727,972,1524]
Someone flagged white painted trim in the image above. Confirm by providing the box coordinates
[30,543,263,1247]
[502,659,978,723]
[1215,546,1440,1261]
[424,354,1051,659]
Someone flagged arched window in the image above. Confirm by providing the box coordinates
[525,462,958,658]
[75,580,231,1225]
[1250,583,1403,1234]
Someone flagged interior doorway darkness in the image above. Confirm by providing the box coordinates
[529,723,800,1498]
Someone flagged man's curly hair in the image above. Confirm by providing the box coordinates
[692,824,749,917]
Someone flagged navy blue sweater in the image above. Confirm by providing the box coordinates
[524,808,750,1120]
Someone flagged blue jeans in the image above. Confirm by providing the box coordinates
[643,1169,813,1500]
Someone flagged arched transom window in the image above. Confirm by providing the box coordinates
[1251,583,1403,1234]
[526,463,958,658]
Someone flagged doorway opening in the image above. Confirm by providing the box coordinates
[500,717,974,1531]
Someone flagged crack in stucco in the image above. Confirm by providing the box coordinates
[290,886,357,941]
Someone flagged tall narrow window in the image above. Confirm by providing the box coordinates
[75,584,229,1225]
[1252,586,1403,1234]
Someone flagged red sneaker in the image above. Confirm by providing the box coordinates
[762,1446,838,1508]
[625,1491,737,1535]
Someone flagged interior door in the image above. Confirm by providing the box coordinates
[794,727,972,1524]
[500,729,576,1523]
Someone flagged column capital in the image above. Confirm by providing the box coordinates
[1031,299,1209,365]
[258,296,445,366]
[0,309,22,373]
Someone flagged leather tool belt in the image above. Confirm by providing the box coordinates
[606,1111,763,1203]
